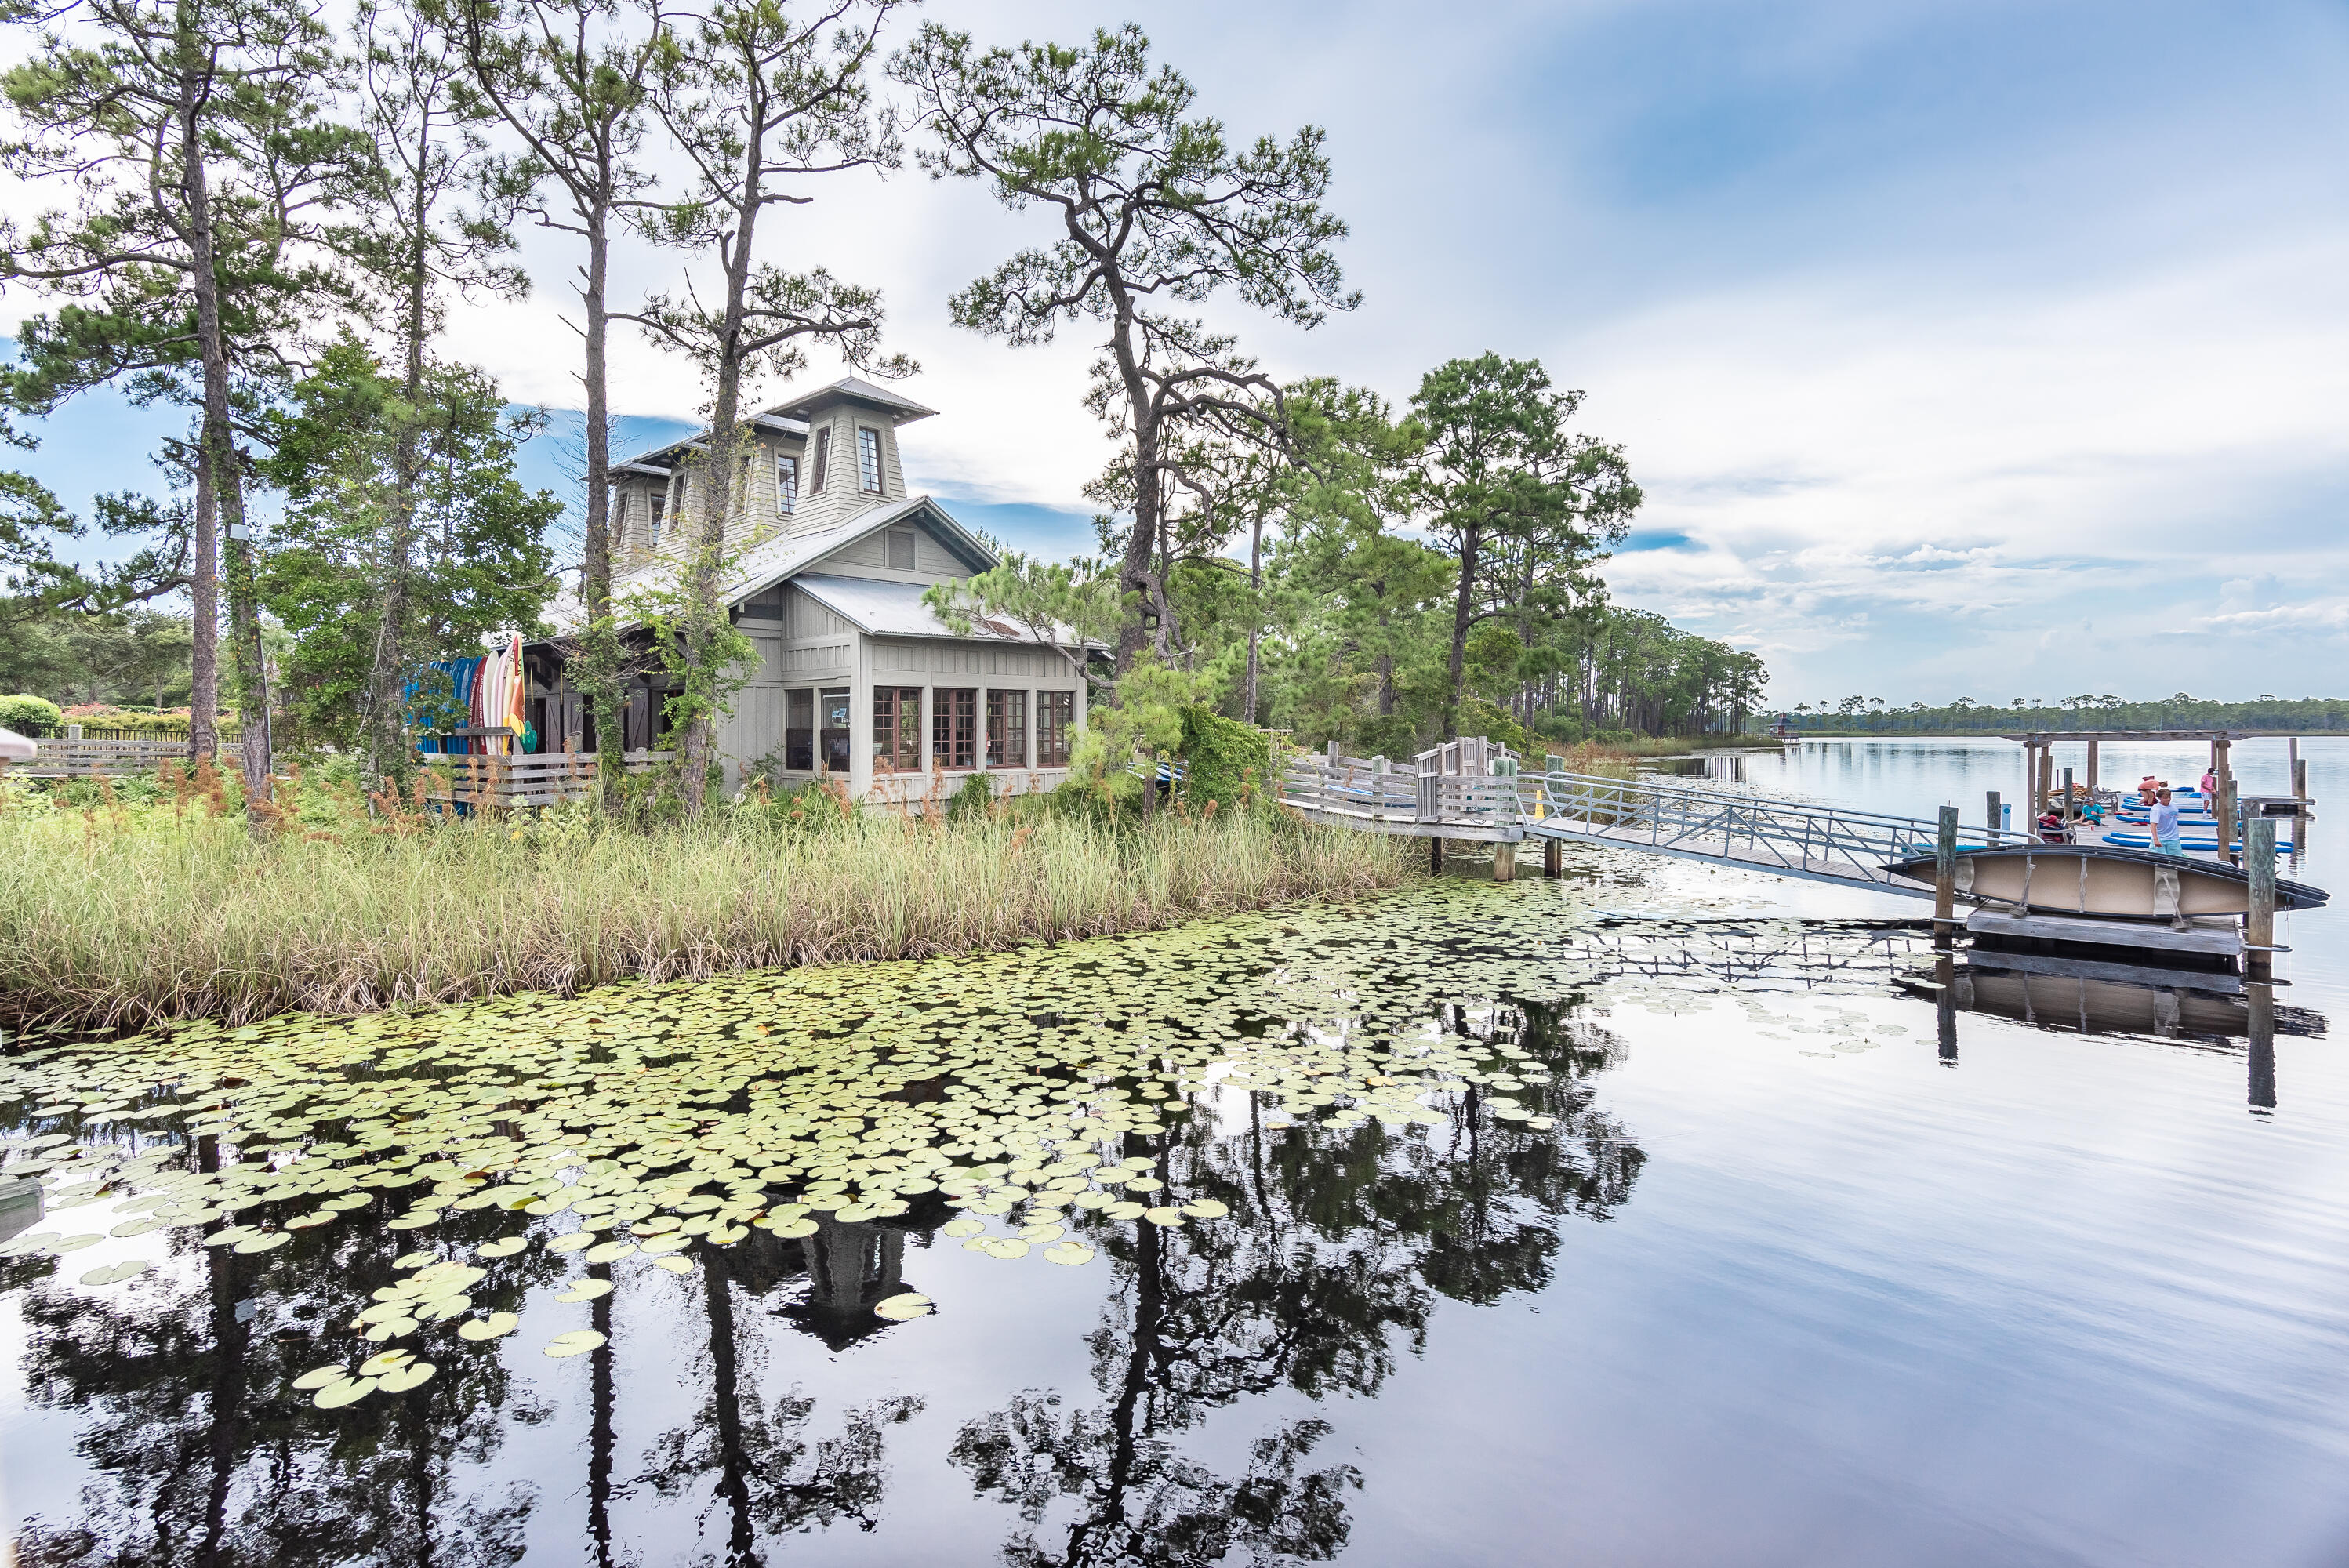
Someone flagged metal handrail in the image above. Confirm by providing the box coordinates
[1520,769,2033,891]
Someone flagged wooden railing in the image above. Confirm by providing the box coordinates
[2,736,194,777]
[428,750,672,808]
[1279,740,1524,843]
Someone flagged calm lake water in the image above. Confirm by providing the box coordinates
[5,736,2347,1567]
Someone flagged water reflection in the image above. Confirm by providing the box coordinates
[4,998,1640,1566]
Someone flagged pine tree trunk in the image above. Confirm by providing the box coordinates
[583,201,619,811]
[177,8,268,828]
[367,158,430,791]
[1443,521,1481,739]
[188,432,217,764]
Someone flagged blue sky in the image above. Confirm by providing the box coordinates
[6,0,2347,706]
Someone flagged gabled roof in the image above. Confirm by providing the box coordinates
[611,376,937,470]
[537,495,996,636]
[768,376,937,425]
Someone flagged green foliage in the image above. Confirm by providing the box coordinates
[924,546,1115,687]
[0,693,62,731]
[1177,706,1271,813]
[258,336,560,754]
[1456,699,1529,757]
[945,770,997,821]
[1789,693,2349,734]
[1067,656,1216,807]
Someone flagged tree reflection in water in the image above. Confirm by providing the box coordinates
[4,999,1641,1566]
[950,999,1641,1567]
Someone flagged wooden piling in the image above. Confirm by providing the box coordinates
[1933,805,1959,949]
[1986,789,2002,837]
[2086,737,2099,796]
[1430,837,1444,874]
[2216,735,2235,860]
[1493,843,1517,884]
[2246,817,2275,980]
[1543,838,1563,878]
[2289,736,2302,797]
[2062,766,2075,825]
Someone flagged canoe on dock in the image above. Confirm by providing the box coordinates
[1881,844,2328,920]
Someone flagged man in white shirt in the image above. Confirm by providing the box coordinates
[2152,789,2184,856]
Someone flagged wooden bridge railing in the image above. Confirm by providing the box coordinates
[430,750,673,808]
[1279,740,1525,843]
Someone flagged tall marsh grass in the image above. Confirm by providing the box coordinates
[0,804,1417,1028]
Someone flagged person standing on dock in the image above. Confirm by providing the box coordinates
[2153,788,2184,856]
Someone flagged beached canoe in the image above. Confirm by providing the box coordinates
[1882,844,2327,920]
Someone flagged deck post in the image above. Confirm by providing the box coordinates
[2086,737,2099,796]
[2039,745,2054,817]
[2215,736,2235,860]
[2246,817,2276,981]
[1986,789,2001,837]
[2294,757,2309,804]
[2062,766,2075,825]
[1494,842,1516,883]
[1430,836,1443,874]
[1935,953,1958,1065]
[1933,805,1959,949]
[1543,838,1563,877]
[2289,737,2303,797]
[2248,981,2277,1109]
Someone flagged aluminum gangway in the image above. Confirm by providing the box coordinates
[1519,769,2034,898]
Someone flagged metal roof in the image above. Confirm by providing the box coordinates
[537,495,999,637]
[766,376,938,425]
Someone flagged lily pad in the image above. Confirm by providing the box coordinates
[1041,1242,1095,1266]
[873,1293,932,1321]
[292,1364,350,1391]
[234,1232,292,1254]
[377,1361,436,1393]
[476,1236,528,1258]
[543,1330,607,1358]
[652,1255,692,1273]
[555,1279,614,1303]
[546,1232,596,1253]
[457,1312,521,1341]
[79,1259,149,1286]
[314,1377,377,1410]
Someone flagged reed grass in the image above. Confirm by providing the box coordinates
[0,803,1417,1029]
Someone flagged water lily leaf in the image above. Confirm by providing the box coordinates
[556,1279,614,1303]
[1102,1201,1146,1221]
[1041,1242,1095,1266]
[234,1232,291,1254]
[292,1364,350,1391]
[364,1316,419,1341]
[766,1218,819,1239]
[546,1232,595,1252]
[940,1217,984,1239]
[1142,1207,1185,1227]
[377,1361,436,1393]
[873,1293,932,1320]
[979,1236,1029,1260]
[476,1236,528,1258]
[637,1233,690,1256]
[652,1255,692,1272]
[581,1240,637,1264]
[1178,1200,1229,1219]
[417,1294,472,1322]
[1018,1222,1065,1243]
[78,1259,148,1286]
[358,1349,415,1377]
[458,1312,521,1341]
[543,1330,606,1358]
[313,1377,376,1410]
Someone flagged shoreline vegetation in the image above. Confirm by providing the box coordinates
[0,777,1417,1031]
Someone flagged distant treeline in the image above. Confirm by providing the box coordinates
[1784,695,2349,734]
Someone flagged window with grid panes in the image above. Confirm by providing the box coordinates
[777,454,797,514]
[873,687,923,771]
[986,690,1026,768]
[932,688,976,769]
[784,689,814,770]
[858,426,882,492]
[809,427,830,493]
[1037,690,1075,767]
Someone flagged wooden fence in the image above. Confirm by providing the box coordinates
[427,750,673,808]
[0,738,670,806]
[2,736,194,777]
[1279,739,1524,844]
